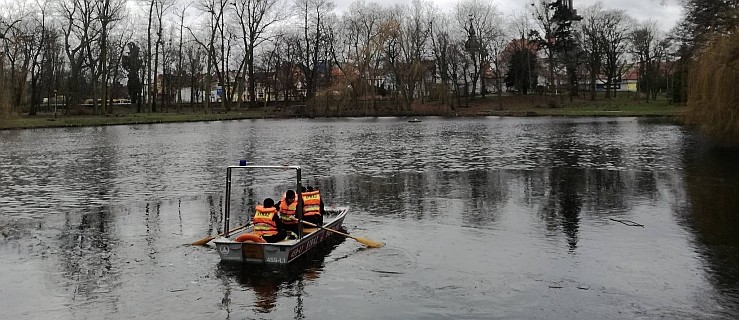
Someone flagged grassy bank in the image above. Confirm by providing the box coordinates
[489,98,684,117]
[417,94,685,117]
[0,95,685,130]
[0,109,272,130]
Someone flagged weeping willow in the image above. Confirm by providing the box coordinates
[686,29,739,145]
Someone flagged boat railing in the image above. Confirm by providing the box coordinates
[223,163,306,239]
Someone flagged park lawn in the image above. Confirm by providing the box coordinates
[0,97,686,130]
[0,110,271,130]
[425,94,685,118]
[528,100,686,117]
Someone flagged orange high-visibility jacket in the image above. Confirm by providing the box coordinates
[302,190,321,217]
[252,205,278,236]
[279,195,298,224]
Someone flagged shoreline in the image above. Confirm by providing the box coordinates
[0,97,686,130]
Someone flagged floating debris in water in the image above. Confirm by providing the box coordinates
[609,218,644,227]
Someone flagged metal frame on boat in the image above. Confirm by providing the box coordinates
[213,164,348,264]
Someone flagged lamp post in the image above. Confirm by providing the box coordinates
[54,90,58,118]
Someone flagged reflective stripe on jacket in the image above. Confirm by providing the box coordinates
[302,190,321,217]
[253,205,278,236]
[279,195,298,224]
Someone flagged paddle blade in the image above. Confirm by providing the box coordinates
[190,224,249,246]
[354,236,385,248]
[191,236,215,246]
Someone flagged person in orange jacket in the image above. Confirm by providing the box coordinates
[277,190,300,235]
[301,186,324,226]
[252,198,287,243]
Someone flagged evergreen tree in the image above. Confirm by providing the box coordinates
[122,43,143,112]
[681,0,739,47]
[504,44,538,95]
[549,0,582,100]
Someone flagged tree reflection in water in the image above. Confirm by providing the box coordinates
[682,139,739,315]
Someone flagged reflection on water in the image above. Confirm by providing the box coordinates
[681,135,739,317]
[216,235,344,318]
[1,118,738,318]
[58,207,119,302]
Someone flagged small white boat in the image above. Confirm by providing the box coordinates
[408,118,422,123]
[212,164,349,265]
[214,208,348,264]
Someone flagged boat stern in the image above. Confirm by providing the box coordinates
[214,238,292,264]
[214,238,246,263]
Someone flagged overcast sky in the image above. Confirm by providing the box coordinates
[335,0,684,32]
[0,0,685,33]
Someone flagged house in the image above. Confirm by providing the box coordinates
[591,66,638,92]
[156,66,306,104]
[577,64,639,93]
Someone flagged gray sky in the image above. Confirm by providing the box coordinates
[335,0,684,32]
[0,0,684,33]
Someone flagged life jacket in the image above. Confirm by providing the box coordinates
[252,205,278,236]
[301,190,321,217]
[279,194,298,224]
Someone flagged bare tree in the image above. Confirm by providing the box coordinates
[183,40,205,106]
[2,3,36,114]
[59,0,101,111]
[0,1,23,114]
[580,3,605,101]
[232,0,286,108]
[28,0,53,115]
[160,26,179,111]
[294,0,335,102]
[272,31,303,108]
[175,2,191,110]
[336,0,387,113]
[107,21,134,111]
[395,0,433,110]
[98,0,126,114]
[187,0,225,113]
[429,11,449,106]
[429,9,472,109]
[146,0,155,108]
[154,0,175,112]
[446,41,470,109]
[456,0,505,100]
[529,0,558,95]
[599,9,631,99]
[210,0,233,112]
[630,21,665,101]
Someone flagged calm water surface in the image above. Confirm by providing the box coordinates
[1,117,738,319]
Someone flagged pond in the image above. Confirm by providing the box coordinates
[1,117,737,319]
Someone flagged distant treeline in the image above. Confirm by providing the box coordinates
[0,0,733,122]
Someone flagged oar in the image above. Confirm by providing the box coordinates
[301,220,384,248]
[191,224,249,246]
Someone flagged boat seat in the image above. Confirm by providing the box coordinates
[276,228,319,243]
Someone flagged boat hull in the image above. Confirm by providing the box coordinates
[214,208,347,265]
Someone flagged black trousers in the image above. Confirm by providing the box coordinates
[262,230,287,243]
[285,216,322,236]
[303,214,323,226]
